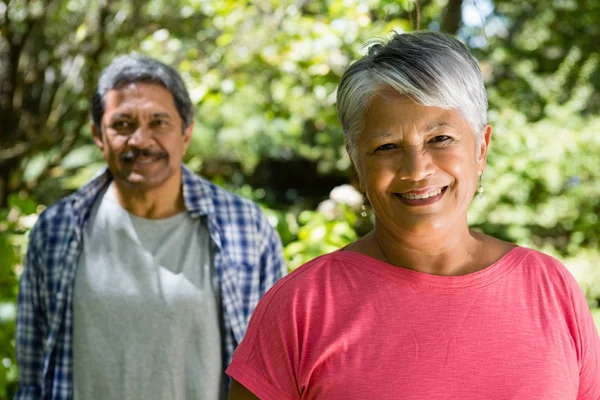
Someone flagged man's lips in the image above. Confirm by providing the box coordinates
[132,155,160,164]
[120,151,167,163]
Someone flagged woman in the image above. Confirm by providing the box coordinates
[226,31,600,399]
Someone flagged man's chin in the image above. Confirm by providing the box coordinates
[117,174,169,191]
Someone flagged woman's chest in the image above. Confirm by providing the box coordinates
[296,297,579,399]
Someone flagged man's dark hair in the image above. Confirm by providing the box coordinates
[91,53,194,133]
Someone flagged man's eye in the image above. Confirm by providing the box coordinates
[374,143,396,152]
[111,121,132,130]
[152,119,169,127]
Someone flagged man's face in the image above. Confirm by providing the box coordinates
[92,82,193,192]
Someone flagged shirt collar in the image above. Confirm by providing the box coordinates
[181,163,215,217]
[70,164,216,226]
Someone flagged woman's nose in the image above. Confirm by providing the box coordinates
[397,146,435,182]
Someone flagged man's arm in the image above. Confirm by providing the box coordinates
[256,210,287,295]
[228,379,260,400]
[15,223,46,399]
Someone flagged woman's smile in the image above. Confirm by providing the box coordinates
[395,186,448,206]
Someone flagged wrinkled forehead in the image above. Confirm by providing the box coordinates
[361,91,471,135]
[103,82,178,116]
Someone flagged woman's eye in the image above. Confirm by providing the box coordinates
[374,143,396,152]
[430,135,452,144]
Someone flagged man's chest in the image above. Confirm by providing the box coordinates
[74,190,220,325]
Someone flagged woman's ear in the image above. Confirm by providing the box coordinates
[347,145,364,192]
[477,124,493,171]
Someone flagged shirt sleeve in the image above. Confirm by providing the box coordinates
[573,281,600,399]
[255,209,287,296]
[226,277,300,400]
[15,221,46,399]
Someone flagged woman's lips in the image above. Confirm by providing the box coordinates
[395,186,448,206]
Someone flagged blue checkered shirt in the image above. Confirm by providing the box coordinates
[15,165,287,400]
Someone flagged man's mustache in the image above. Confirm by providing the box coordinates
[120,148,168,162]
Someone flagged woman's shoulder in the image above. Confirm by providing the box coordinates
[271,251,370,290]
[510,246,584,294]
[478,233,570,279]
[516,246,570,274]
[474,233,581,296]
[254,250,382,313]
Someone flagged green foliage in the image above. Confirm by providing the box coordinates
[174,0,433,175]
[284,207,359,270]
[467,52,600,304]
[0,193,40,398]
[472,0,600,119]
[2,0,600,397]
[469,106,600,303]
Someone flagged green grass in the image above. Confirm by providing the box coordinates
[592,308,600,335]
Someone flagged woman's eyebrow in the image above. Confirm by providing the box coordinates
[371,122,453,138]
[371,131,395,140]
[424,122,451,132]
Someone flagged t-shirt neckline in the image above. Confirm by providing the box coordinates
[105,182,187,226]
[333,246,529,292]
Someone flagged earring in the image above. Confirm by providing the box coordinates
[360,194,368,217]
[360,204,368,218]
[477,170,484,199]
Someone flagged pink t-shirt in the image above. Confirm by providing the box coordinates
[226,247,600,399]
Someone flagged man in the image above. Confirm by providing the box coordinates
[15,54,287,400]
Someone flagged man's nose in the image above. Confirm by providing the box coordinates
[397,146,435,182]
[128,125,153,147]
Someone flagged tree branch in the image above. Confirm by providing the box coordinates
[441,0,462,35]
[415,0,421,31]
[23,117,89,192]
[0,142,31,163]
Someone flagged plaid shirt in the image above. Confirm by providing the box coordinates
[15,164,287,400]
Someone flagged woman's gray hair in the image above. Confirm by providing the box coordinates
[91,53,194,133]
[337,31,488,159]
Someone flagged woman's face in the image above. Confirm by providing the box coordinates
[352,91,491,237]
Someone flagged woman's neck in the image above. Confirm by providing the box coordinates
[371,223,486,276]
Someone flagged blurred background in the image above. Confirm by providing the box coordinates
[1,0,599,396]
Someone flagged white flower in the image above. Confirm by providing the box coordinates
[317,199,339,220]
[20,214,39,229]
[329,184,362,210]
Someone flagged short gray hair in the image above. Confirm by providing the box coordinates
[91,53,194,133]
[337,31,488,158]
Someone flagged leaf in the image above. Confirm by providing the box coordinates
[60,145,101,170]
[7,194,37,215]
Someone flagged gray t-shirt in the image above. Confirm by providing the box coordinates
[73,183,225,400]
